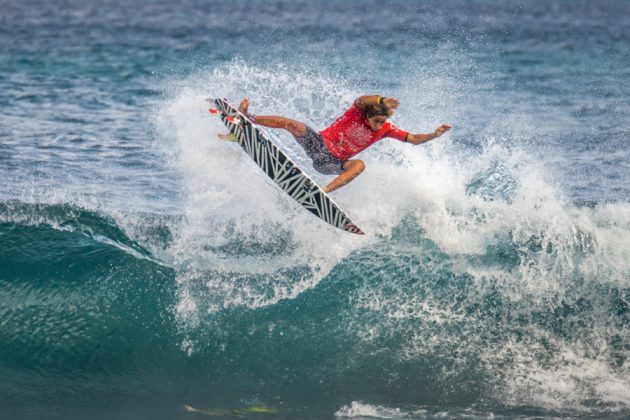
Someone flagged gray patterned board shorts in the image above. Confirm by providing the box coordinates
[294,126,347,175]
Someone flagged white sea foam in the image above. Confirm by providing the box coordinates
[483,327,630,412]
[334,401,497,419]
[158,62,373,324]
[335,401,421,419]
[159,60,630,412]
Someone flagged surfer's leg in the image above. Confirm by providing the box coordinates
[323,160,365,193]
[239,98,307,137]
[254,116,308,137]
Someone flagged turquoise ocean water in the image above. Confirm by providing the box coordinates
[1,1,630,418]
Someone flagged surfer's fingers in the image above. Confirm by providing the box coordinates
[385,97,400,108]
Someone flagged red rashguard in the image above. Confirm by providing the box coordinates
[320,103,409,160]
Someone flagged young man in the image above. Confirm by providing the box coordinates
[237,96,451,193]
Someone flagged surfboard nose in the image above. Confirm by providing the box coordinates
[343,224,364,235]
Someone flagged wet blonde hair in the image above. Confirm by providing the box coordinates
[365,104,394,118]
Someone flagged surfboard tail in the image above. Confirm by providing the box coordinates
[209,107,242,124]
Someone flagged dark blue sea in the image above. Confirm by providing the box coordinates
[1,1,630,419]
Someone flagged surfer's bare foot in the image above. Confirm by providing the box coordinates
[238,98,250,116]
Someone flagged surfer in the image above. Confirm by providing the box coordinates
[237,96,450,193]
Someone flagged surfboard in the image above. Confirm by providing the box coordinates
[210,98,364,235]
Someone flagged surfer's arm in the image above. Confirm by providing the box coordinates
[407,124,451,145]
[355,96,400,110]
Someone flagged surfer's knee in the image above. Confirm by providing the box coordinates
[346,159,365,174]
[285,120,307,137]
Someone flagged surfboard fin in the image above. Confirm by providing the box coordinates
[208,108,242,124]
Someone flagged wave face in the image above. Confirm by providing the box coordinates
[2,189,630,419]
[2,0,630,419]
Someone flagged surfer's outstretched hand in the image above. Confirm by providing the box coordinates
[383,97,400,109]
[434,124,451,137]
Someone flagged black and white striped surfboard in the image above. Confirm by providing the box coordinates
[211,98,364,235]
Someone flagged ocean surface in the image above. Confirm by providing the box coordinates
[1,0,630,419]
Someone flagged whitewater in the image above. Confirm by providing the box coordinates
[2,1,629,419]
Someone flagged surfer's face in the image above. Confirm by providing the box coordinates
[367,115,387,131]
